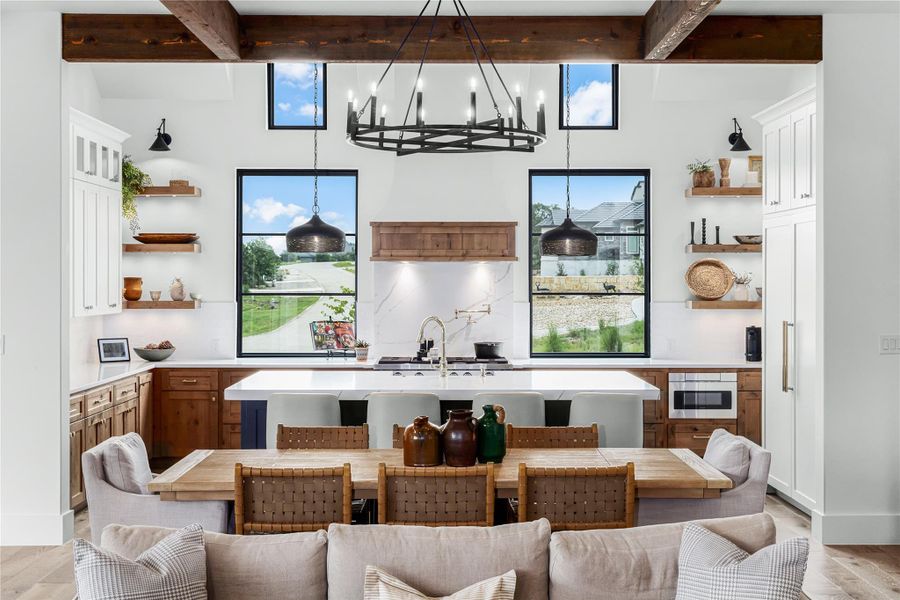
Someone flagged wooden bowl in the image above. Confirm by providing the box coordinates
[733,235,762,245]
[685,259,735,300]
[133,233,199,244]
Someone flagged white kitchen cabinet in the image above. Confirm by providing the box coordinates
[755,86,816,214]
[70,110,129,318]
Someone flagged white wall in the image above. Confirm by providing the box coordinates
[90,62,812,362]
[816,13,900,544]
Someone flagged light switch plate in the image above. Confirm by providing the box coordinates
[880,335,900,354]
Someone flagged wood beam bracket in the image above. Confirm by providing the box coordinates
[159,0,241,60]
[643,0,722,61]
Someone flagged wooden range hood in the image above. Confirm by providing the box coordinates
[371,222,516,262]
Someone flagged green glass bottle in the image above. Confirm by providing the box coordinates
[476,404,506,464]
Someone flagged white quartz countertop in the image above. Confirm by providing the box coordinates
[223,369,661,401]
[69,357,759,393]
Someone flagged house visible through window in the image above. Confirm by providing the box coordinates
[237,169,356,356]
[559,64,618,129]
[530,170,649,356]
[268,63,327,129]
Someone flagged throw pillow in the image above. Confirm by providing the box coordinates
[703,435,751,486]
[364,566,516,600]
[676,523,809,600]
[74,523,207,600]
[101,432,153,494]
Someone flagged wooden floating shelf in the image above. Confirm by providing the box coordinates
[686,300,762,310]
[123,300,200,310]
[685,187,762,198]
[123,243,201,253]
[686,244,761,254]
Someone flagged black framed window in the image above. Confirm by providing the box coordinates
[267,63,327,129]
[529,169,649,357]
[237,169,357,356]
[558,64,619,130]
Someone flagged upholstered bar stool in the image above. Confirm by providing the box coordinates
[568,393,643,448]
[365,392,441,449]
[475,392,545,426]
[266,393,341,449]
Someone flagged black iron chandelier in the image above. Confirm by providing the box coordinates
[287,64,346,253]
[540,65,598,257]
[345,0,547,156]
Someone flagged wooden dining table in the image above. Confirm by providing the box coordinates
[149,448,732,501]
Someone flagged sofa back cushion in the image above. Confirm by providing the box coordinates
[101,433,153,494]
[327,519,551,600]
[101,524,327,600]
[548,513,776,600]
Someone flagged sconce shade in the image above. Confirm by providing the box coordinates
[729,132,751,152]
[149,132,171,152]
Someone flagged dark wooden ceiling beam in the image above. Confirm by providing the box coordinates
[159,0,241,60]
[61,14,822,63]
[643,0,721,60]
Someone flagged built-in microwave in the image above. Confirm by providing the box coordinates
[668,373,738,419]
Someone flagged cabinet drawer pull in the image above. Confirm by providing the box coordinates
[109,303,117,308]
[692,434,711,440]
[85,305,94,310]
[180,379,198,384]
[211,395,217,402]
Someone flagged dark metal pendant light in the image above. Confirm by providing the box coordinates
[728,117,751,151]
[149,118,172,151]
[286,64,346,253]
[540,65,598,257]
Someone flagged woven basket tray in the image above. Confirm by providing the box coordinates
[685,259,735,300]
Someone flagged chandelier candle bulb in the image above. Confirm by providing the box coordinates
[515,91,523,129]
[469,90,476,125]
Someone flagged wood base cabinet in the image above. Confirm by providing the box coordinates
[69,419,86,508]
[669,422,738,457]
[153,370,219,459]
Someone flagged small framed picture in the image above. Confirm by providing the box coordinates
[748,155,763,176]
[98,338,130,363]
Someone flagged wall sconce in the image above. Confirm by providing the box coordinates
[149,118,172,151]
[728,118,751,152]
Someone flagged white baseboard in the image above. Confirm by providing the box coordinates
[0,510,74,546]
[812,511,900,544]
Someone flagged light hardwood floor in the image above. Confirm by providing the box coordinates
[1,496,898,599]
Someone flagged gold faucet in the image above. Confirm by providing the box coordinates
[416,315,448,377]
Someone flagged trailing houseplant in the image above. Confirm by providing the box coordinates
[687,159,715,188]
[122,156,151,234]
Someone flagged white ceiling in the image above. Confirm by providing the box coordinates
[2,0,898,15]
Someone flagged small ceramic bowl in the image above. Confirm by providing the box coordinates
[150,291,162,301]
[133,347,175,362]
[189,293,202,301]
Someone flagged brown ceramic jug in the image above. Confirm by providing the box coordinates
[123,277,143,301]
[441,409,478,467]
[403,416,442,467]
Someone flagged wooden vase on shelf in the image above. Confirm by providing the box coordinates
[718,158,732,187]
[123,277,142,301]
[692,171,715,188]
[402,416,442,467]
[441,409,478,467]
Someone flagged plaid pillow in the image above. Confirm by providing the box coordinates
[74,523,207,600]
[676,523,808,600]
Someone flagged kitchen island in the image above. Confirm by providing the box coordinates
[225,369,659,449]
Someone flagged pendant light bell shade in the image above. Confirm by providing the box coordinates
[540,217,598,257]
[286,214,346,253]
[728,118,751,152]
[149,118,172,151]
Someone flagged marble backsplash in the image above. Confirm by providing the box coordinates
[370,262,515,358]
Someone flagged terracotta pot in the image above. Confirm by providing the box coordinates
[441,409,478,467]
[403,416,442,467]
[123,277,143,301]
[692,170,715,188]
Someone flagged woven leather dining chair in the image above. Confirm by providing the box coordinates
[234,462,352,534]
[506,424,599,448]
[276,424,369,449]
[377,463,495,526]
[516,462,635,531]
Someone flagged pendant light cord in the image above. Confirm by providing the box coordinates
[565,64,571,219]
[313,63,319,216]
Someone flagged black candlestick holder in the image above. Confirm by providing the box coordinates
[690,221,696,245]
[715,226,720,245]
[701,218,707,245]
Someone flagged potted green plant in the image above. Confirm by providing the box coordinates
[122,156,151,234]
[687,159,715,188]
[354,339,370,362]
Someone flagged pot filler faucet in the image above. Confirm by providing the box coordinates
[416,315,448,377]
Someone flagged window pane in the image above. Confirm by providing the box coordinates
[241,295,356,354]
[241,174,356,234]
[270,63,325,127]
[531,173,645,234]
[561,64,616,128]
[532,295,645,354]
[532,237,645,294]
[241,236,356,294]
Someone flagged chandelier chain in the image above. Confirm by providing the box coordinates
[565,63,571,218]
[313,63,319,215]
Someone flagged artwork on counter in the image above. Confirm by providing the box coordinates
[97,337,130,363]
[309,320,355,350]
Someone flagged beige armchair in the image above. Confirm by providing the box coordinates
[82,434,228,544]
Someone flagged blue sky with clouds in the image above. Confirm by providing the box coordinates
[564,64,614,127]
[272,63,326,126]
[241,174,356,236]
